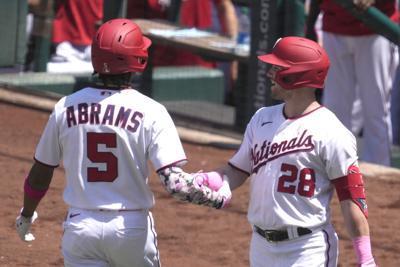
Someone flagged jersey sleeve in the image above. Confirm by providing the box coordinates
[148,107,187,171]
[34,109,61,167]
[228,117,255,174]
[322,127,358,180]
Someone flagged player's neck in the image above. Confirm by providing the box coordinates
[284,99,320,118]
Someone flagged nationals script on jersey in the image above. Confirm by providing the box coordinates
[34,87,187,210]
[229,103,358,230]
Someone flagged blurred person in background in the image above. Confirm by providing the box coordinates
[24,0,54,71]
[176,0,238,67]
[48,0,103,72]
[127,0,239,105]
[306,0,399,166]
[392,65,400,146]
[127,0,237,67]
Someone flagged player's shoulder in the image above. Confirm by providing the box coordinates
[248,103,284,125]
[123,89,168,112]
[253,103,284,119]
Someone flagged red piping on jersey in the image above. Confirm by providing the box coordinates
[228,162,250,176]
[34,157,59,168]
[156,159,188,172]
[283,105,324,120]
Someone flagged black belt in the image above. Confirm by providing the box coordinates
[254,225,312,242]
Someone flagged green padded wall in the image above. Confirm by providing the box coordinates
[152,66,224,104]
[0,0,27,67]
[0,66,225,104]
[0,72,91,96]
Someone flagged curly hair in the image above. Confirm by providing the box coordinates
[98,73,134,89]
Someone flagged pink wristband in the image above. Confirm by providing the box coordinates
[24,177,48,200]
[352,236,374,265]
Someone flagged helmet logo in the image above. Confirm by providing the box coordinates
[102,63,110,73]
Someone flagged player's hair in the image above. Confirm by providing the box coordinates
[98,73,133,89]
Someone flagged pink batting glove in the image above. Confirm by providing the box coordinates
[193,172,223,191]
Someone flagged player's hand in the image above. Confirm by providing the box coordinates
[190,175,232,209]
[192,171,223,191]
[217,177,232,208]
[16,211,38,242]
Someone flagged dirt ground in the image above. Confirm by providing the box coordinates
[0,102,399,267]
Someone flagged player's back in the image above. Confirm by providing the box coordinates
[40,87,186,211]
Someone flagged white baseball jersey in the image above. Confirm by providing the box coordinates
[34,87,187,210]
[230,103,358,230]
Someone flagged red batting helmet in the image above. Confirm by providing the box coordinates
[91,19,152,74]
[258,36,330,90]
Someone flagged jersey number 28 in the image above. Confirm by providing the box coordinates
[87,132,118,182]
[277,163,315,197]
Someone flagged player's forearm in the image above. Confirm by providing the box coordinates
[340,200,378,265]
[21,162,54,217]
[340,200,370,238]
[217,0,238,39]
[216,164,247,191]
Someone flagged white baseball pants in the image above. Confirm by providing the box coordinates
[322,32,399,166]
[62,208,160,267]
[249,224,338,267]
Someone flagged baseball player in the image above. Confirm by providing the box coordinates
[196,37,378,266]
[15,19,231,267]
[306,0,399,166]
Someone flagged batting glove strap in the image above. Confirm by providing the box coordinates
[16,211,38,242]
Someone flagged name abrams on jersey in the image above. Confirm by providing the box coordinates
[65,102,144,132]
[251,129,314,173]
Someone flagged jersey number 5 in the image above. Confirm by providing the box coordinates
[277,163,315,197]
[87,132,118,182]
